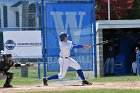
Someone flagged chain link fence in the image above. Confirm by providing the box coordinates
[0,0,44,86]
[0,0,91,86]
[0,0,140,87]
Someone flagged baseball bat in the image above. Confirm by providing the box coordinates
[90,40,110,47]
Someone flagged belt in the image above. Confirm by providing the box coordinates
[61,57,69,58]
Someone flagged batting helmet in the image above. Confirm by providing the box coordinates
[59,32,68,41]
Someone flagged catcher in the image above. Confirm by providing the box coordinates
[0,54,14,88]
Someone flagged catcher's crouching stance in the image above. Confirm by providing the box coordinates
[0,54,14,88]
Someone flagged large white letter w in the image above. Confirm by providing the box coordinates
[50,12,86,42]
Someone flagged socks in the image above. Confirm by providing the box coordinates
[77,69,85,81]
[47,69,85,81]
[47,74,58,80]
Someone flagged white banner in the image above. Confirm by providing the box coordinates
[3,31,42,58]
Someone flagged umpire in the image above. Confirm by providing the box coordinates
[0,54,14,88]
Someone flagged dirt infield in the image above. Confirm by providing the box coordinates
[0,80,140,93]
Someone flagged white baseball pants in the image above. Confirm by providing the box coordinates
[58,57,81,79]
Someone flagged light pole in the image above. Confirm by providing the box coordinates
[108,0,110,20]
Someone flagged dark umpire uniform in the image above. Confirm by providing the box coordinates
[0,54,14,88]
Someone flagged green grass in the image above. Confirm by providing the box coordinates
[90,75,140,82]
[1,68,140,86]
[1,68,140,93]
[17,89,140,93]
[0,68,76,86]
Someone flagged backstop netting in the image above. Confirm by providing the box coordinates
[0,0,44,87]
[0,0,96,87]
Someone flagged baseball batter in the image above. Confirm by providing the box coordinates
[43,32,92,86]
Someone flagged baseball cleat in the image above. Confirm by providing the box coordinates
[43,77,48,86]
[82,80,92,85]
[3,84,13,88]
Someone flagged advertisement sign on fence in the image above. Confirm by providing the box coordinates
[3,31,42,58]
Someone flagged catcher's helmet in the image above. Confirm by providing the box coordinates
[59,32,68,41]
[3,54,12,59]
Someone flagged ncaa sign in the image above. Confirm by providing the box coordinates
[46,3,93,71]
